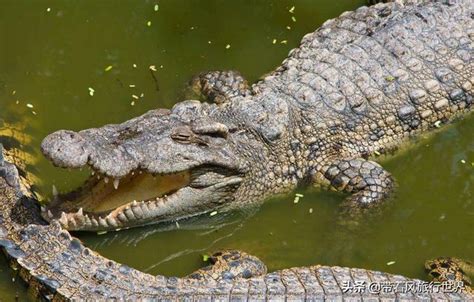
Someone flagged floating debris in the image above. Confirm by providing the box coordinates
[147,21,152,27]
[202,254,210,262]
[46,7,51,12]
[149,65,157,71]
[140,93,144,98]
[88,87,95,96]
[154,4,159,11]
[225,44,231,49]
[309,208,313,214]
[97,230,107,235]
[26,103,34,108]
[439,213,446,220]
[291,16,296,22]
[385,75,395,82]
[104,65,113,72]
[434,120,442,128]
[210,211,218,216]
[130,101,135,106]
[286,26,291,30]
[460,159,466,164]
[129,84,136,88]
[281,40,288,44]
[293,197,299,204]
[132,94,139,100]
[374,150,381,156]
[289,6,295,13]
[295,193,304,198]
[386,261,396,266]
[12,90,16,95]
[132,63,137,68]
[272,39,277,44]
[208,40,212,44]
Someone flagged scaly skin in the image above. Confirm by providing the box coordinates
[1,1,473,299]
[39,0,473,232]
[0,150,472,299]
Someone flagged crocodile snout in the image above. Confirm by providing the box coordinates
[41,130,90,168]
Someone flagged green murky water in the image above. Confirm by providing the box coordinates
[0,0,473,300]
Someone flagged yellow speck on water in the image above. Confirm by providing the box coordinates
[130,101,135,106]
[272,39,277,44]
[385,75,395,82]
[208,40,212,44]
[132,64,137,68]
[32,111,37,115]
[149,65,157,71]
[293,197,299,204]
[88,87,95,96]
[202,254,210,262]
[46,7,51,12]
[281,40,288,44]
[309,208,313,214]
[386,261,396,266]
[295,193,304,198]
[460,159,466,164]
[286,26,291,30]
[225,44,231,49]
[210,211,218,216]
[12,90,16,95]
[147,21,152,27]
[104,65,113,72]
[434,120,442,128]
[291,16,296,22]
[154,4,159,11]
[129,84,136,88]
[26,103,34,108]
[374,150,381,156]
[289,6,295,13]
[132,95,139,99]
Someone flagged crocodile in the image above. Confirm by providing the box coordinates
[39,0,473,231]
[0,144,472,299]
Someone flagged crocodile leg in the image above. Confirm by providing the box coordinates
[186,250,267,281]
[189,70,251,104]
[323,158,394,206]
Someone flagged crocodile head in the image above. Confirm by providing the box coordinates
[40,101,252,231]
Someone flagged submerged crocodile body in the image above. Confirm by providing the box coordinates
[0,0,473,300]
[0,149,472,300]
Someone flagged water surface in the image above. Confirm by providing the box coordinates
[0,0,473,300]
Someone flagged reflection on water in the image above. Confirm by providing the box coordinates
[0,0,473,300]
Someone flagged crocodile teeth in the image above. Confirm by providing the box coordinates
[113,178,120,190]
[132,200,138,206]
[77,207,83,216]
[104,177,109,184]
[52,185,58,198]
[59,212,68,226]
[47,210,53,219]
[41,205,46,212]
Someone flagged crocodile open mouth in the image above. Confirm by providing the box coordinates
[42,166,242,231]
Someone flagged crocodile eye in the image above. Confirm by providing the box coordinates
[430,271,441,278]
